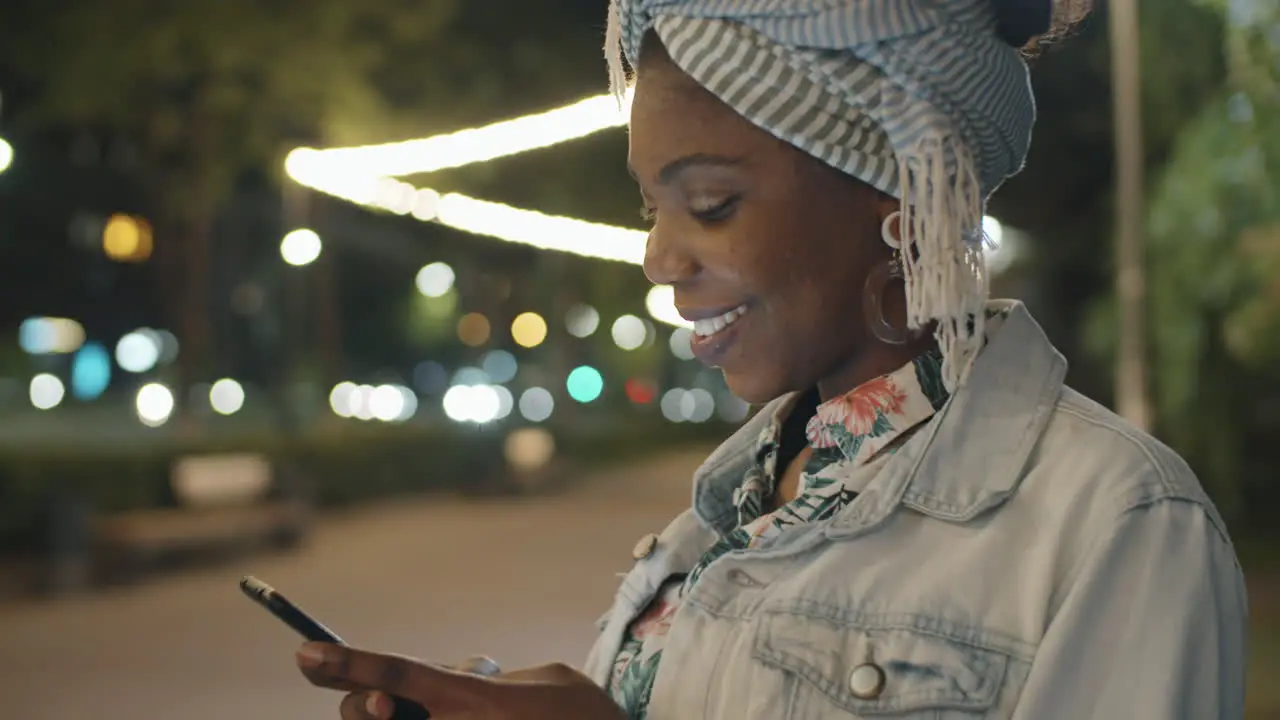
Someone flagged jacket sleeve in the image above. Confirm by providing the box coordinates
[1011,498,1249,719]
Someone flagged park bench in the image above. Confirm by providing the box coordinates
[91,454,312,585]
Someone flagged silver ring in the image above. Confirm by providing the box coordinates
[458,655,502,677]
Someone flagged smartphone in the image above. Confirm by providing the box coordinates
[240,575,430,720]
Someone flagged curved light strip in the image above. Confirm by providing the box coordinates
[287,88,1012,335]
[290,166,686,326]
[287,90,631,180]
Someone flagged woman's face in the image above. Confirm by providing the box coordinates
[628,38,903,405]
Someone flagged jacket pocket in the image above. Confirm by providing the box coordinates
[752,609,1008,717]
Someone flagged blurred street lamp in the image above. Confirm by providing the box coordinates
[280,228,322,267]
[0,137,12,174]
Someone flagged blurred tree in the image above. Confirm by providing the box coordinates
[1085,0,1279,522]
[0,0,471,426]
[989,0,1228,405]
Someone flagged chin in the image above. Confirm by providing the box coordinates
[720,369,790,408]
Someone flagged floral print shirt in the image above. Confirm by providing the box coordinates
[605,347,960,717]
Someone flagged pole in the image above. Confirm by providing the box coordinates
[1109,0,1151,430]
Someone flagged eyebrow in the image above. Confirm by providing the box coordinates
[627,153,745,185]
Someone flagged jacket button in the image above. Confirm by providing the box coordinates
[848,662,885,699]
[631,533,659,560]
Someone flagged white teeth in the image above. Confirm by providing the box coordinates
[693,305,747,338]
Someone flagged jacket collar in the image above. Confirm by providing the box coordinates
[691,301,1067,533]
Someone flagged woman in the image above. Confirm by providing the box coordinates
[296,0,1249,717]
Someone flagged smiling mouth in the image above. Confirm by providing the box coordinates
[692,304,748,339]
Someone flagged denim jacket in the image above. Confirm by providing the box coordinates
[583,302,1248,719]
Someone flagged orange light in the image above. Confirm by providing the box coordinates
[457,313,491,347]
[103,214,153,262]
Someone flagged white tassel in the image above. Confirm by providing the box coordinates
[605,1,628,108]
[896,135,989,391]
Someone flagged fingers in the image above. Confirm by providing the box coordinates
[297,642,482,707]
[296,644,365,691]
[339,691,392,720]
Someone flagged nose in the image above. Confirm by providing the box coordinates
[642,224,699,286]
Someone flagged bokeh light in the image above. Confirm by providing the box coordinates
[566,366,604,403]
[70,342,112,401]
[518,387,555,422]
[369,384,408,422]
[442,385,501,423]
[0,137,12,174]
[611,315,647,351]
[102,214,154,262]
[209,378,245,415]
[452,366,490,385]
[510,312,548,348]
[395,386,419,421]
[493,385,515,420]
[457,313,491,347]
[660,388,716,423]
[136,383,176,427]
[280,228,322,266]
[116,329,162,373]
[329,381,357,418]
[19,317,86,355]
[415,262,456,297]
[669,327,695,360]
[29,373,65,410]
[505,427,556,473]
[481,350,519,384]
[645,285,693,329]
[625,378,657,404]
[352,385,376,420]
[565,304,600,338]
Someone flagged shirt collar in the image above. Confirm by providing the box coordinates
[691,301,1066,532]
[802,350,950,466]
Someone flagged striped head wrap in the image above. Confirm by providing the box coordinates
[605,0,1063,390]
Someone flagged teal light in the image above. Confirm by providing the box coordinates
[71,342,112,401]
[566,366,604,403]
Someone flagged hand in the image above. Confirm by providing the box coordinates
[296,642,628,720]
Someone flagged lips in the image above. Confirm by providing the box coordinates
[681,303,750,367]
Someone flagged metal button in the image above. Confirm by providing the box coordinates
[631,533,659,560]
[848,662,886,699]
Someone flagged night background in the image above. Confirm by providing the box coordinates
[0,0,1276,716]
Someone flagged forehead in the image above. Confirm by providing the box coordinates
[627,50,773,174]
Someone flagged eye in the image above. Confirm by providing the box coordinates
[689,195,740,224]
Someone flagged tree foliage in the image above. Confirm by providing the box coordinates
[0,0,635,401]
[1083,0,1280,518]
[0,0,474,404]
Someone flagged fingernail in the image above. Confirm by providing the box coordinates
[366,693,389,718]
[296,644,327,668]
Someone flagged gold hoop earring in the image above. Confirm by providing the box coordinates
[864,212,912,345]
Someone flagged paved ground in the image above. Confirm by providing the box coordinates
[0,449,707,720]
[0,447,1275,718]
